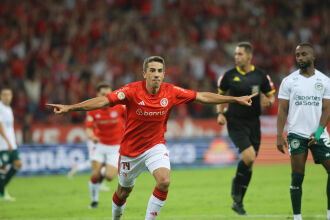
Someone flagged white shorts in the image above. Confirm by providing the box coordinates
[90,142,120,168]
[118,144,171,187]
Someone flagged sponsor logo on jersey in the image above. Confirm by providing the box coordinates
[110,111,118,118]
[294,95,321,106]
[290,139,300,149]
[138,101,145,106]
[160,98,168,107]
[117,92,126,100]
[136,108,168,116]
[233,76,241,82]
[315,82,323,91]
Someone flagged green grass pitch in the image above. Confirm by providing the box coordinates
[0,164,327,220]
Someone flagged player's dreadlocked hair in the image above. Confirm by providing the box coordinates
[143,56,165,72]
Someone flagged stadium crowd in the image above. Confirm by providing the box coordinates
[0,0,329,127]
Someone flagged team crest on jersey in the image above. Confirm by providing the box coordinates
[96,114,101,118]
[290,139,300,149]
[315,82,323,91]
[117,92,126,100]
[110,111,118,118]
[160,98,168,107]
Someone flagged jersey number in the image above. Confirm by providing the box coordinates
[324,139,330,148]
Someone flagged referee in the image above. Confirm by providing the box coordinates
[216,42,275,215]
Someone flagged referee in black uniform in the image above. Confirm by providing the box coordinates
[216,42,275,215]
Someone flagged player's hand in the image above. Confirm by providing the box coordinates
[91,136,99,144]
[308,133,316,146]
[236,93,258,106]
[261,94,272,107]
[217,113,227,125]
[7,142,13,152]
[46,104,71,115]
[276,135,287,154]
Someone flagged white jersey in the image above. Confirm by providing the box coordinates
[278,69,330,139]
[0,101,17,151]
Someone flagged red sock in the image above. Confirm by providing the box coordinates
[90,177,99,184]
[113,192,126,206]
[153,187,168,201]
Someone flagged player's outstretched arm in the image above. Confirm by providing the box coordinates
[195,92,257,106]
[46,96,110,115]
[308,99,330,146]
[276,99,289,154]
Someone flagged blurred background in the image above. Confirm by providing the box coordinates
[0,0,329,174]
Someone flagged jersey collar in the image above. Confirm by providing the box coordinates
[236,65,255,75]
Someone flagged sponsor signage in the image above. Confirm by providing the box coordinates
[18,138,238,175]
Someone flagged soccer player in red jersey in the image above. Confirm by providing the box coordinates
[47,56,257,220]
[85,82,126,209]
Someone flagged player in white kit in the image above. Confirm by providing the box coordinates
[0,87,22,201]
[277,43,330,220]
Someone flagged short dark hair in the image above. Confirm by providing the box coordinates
[237,42,253,54]
[0,86,12,93]
[143,56,165,72]
[96,82,111,92]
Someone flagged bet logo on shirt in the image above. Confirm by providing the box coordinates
[160,98,168,107]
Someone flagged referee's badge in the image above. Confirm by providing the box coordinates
[251,85,259,94]
[290,139,300,149]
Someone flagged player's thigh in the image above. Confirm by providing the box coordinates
[290,153,308,173]
[91,160,103,176]
[104,164,118,180]
[118,155,146,188]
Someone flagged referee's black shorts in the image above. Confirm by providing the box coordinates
[226,116,261,154]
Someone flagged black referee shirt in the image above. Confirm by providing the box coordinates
[217,66,275,119]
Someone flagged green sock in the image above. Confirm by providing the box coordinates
[4,166,17,186]
[0,170,5,196]
[290,173,304,214]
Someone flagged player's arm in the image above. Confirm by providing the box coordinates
[86,127,99,143]
[47,96,110,115]
[276,99,289,153]
[195,92,257,106]
[308,98,330,146]
[0,122,13,152]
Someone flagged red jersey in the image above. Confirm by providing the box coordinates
[86,105,126,145]
[106,81,196,157]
